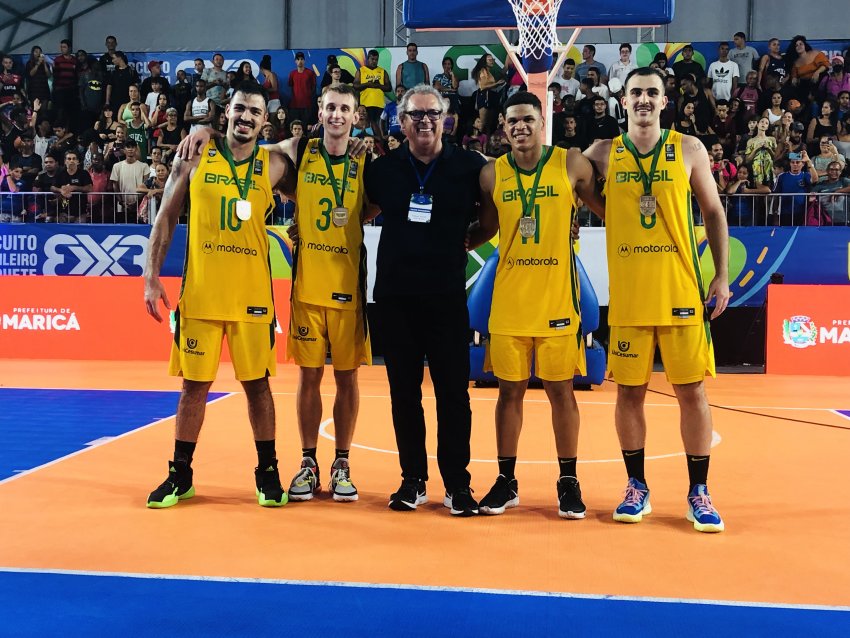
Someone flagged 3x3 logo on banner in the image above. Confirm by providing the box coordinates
[43,234,148,275]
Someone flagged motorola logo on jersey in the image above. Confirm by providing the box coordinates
[504,256,559,269]
[202,241,214,254]
[305,241,349,254]
[619,243,679,256]
[214,243,259,256]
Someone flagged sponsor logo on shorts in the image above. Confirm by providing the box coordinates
[618,243,678,257]
[611,340,638,358]
[183,337,205,356]
[205,243,259,257]
[293,325,317,342]
[504,256,559,270]
[305,241,349,254]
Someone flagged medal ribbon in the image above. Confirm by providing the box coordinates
[319,141,350,208]
[621,129,669,198]
[510,146,551,219]
[219,139,258,201]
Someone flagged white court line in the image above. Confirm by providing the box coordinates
[0,566,846,613]
[318,419,722,464]
[832,410,850,421]
[0,393,235,486]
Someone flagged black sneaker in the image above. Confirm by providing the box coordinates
[557,476,586,519]
[255,460,288,507]
[147,460,194,509]
[443,486,479,517]
[388,478,427,511]
[478,474,519,515]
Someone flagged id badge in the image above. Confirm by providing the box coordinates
[408,193,433,223]
[235,199,252,221]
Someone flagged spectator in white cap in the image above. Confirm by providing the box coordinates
[607,77,626,132]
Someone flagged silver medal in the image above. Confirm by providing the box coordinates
[639,195,657,216]
[519,216,537,238]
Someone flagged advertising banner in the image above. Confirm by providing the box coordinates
[766,284,850,376]
[0,224,294,279]
[0,276,291,361]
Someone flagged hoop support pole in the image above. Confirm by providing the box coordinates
[495,28,529,86]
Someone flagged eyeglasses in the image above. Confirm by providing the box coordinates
[405,109,443,121]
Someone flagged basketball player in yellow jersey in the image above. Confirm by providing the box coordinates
[584,68,730,532]
[143,82,296,509]
[468,91,604,519]
[354,49,392,137]
[285,84,372,503]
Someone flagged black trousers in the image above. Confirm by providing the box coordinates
[375,292,472,490]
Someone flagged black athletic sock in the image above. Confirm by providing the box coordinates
[687,455,710,489]
[497,456,517,480]
[621,448,646,484]
[335,449,349,460]
[301,447,318,463]
[174,440,196,466]
[558,457,577,479]
[255,440,276,468]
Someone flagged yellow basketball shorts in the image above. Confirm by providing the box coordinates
[286,300,371,370]
[169,312,277,382]
[608,323,716,386]
[485,333,586,382]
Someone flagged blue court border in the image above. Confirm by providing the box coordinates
[0,569,847,637]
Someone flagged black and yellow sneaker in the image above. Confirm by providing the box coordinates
[255,460,288,507]
[147,460,195,509]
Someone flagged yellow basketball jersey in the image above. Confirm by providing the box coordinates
[489,146,581,337]
[294,138,366,310]
[179,139,275,323]
[359,66,386,108]
[604,130,705,326]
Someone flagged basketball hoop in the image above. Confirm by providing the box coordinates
[508,0,564,61]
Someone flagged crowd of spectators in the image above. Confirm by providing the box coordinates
[0,33,848,225]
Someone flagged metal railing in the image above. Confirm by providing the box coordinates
[0,192,160,224]
[2,191,848,228]
[576,193,850,227]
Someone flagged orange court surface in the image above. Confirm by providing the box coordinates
[1,359,849,635]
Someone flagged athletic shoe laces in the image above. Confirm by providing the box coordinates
[622,483,647,506]
[689,493,717,517]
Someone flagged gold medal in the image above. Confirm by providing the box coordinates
[639,195,657,215]
[332,207,350,227]
[519,216,537,238]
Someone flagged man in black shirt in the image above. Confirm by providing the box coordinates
[365,84,483,517]
[12,133,42,190]
[584,95,620,142]
[51,149,92,222]
[672,44,706,86]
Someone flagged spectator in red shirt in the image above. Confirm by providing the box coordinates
[52,39,79,125]
[288,52,316,126]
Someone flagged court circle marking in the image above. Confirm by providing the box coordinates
[318,420,721,464]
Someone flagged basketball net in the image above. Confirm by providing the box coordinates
[498,0,581,144]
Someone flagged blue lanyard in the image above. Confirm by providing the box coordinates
[408,154,438,194]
